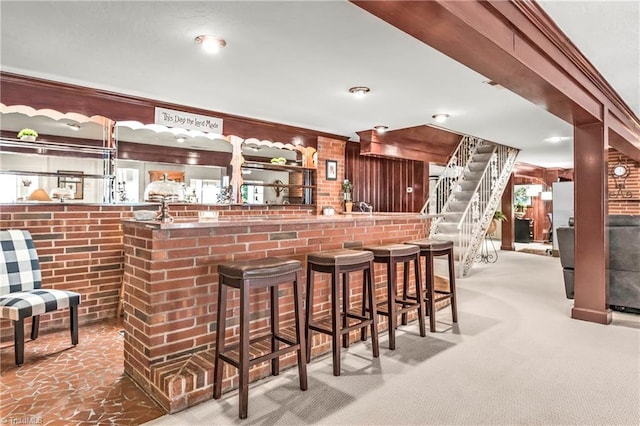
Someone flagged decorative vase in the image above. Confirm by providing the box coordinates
[487,219,497,235]
[20,135,36,142]
[345,201,353,213]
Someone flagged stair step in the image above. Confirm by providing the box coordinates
[476,144,496,154]
[463,171,483,181]
[459,181,477,191]
[467,162,488,172]
[453,190,475,201]
[471,153,493,162]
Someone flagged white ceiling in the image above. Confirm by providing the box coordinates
[1,1,638,169]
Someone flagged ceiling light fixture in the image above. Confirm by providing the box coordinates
[432,114,450,123]
[349,86,370,98]
[194,35,227,54]
[374,125,388,134]
[544,136,570,143]
[176,136,186,143]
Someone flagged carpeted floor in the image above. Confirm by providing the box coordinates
[146,250,640,426]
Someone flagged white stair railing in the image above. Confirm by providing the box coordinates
[455,145,519,276]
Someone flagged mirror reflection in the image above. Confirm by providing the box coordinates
[1,106,315,205]
[0,108,113,203]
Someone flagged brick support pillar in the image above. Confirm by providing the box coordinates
[316,136,347,214]
[571,120,611,324]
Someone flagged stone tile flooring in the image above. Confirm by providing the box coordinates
[0,321,164,425]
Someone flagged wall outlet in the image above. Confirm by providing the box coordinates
[406,187,413,193]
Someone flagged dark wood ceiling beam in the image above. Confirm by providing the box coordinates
[350,0,639,160]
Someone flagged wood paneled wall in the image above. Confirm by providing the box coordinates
[345,142,425,212]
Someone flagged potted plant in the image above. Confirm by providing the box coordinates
[514,202,527,219]
[342,179,353,212]
[17,128,38,141]
[488,210,507,235]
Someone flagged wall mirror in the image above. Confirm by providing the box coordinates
[239,139,316,205]
[114,122,232,203]
[0,104,114,203]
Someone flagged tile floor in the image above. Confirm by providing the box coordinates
[0,321,164,425]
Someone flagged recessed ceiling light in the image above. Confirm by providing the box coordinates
[432,114,450,123]
[176,136,186,143]
[194,35,226,54]
[349,86,370,98]
[544,136,570,143]
[374,125,388,134]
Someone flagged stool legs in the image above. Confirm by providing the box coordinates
[305,267,314,363]
[215,268,306,420]
[270,285,279,376]
[448,249,458,323]
[238,282,250,419]
[386,258,397,350]
[293,272,308,391]
[306,260,379,376]
[424,250,458,332]
[426,252,437,333]
[213,284,228,400]
[330,267,341,376]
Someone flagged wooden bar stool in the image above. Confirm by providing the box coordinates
[362,243,426,349]
[305,249,379,376]
[213,258,307,419]
[405,239,458,332]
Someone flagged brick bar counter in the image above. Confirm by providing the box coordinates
[121,214,430,412]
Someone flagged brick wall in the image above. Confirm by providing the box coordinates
[121,215,430,412]
[0,203,314,343]
[607,149,640,215]
[315,136,347,214]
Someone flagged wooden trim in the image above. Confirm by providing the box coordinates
[0,72,350,149]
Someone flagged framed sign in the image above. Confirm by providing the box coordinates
[326,160,337,181]
[58,171,84,200]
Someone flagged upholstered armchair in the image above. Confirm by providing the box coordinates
[557,215,640,312]
[0,230,81,365]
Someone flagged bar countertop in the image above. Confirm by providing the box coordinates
[123,212,434,229]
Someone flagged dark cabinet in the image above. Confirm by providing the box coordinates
[515,218,533,243]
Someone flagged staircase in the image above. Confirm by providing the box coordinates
[421,136,519,277]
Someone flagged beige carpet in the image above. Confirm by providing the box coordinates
[145,250,640,426]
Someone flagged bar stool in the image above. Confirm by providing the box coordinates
[305,249,379,376]
[362,243,426,349]
[213,258,307,419]
[405,239,458,332]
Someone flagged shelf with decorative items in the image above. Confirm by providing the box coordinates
[0,137,117,203]
[240,160,316,205]
[0,105,118,203]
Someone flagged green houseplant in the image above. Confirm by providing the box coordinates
[17,128,38,141]
[342,179,353,212]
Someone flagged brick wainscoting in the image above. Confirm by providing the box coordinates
[0,203,314,344]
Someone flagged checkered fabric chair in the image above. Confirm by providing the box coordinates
[0,230,80,365]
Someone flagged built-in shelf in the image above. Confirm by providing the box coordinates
[240,160,315,205]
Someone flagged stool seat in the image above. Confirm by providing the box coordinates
[405,239,454,251]
[218,258,301,280]
[362,243,420,258]
[307,249,374,266]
